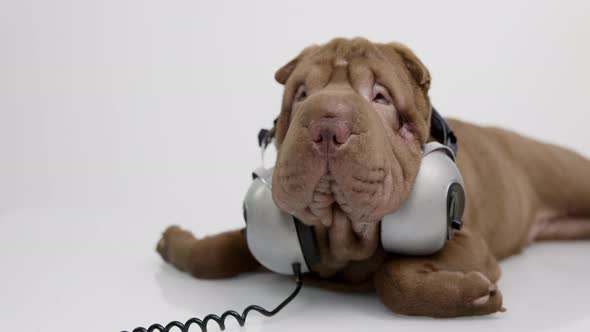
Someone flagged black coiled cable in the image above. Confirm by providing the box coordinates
[122,263,303,332]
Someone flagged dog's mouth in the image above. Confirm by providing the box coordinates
[308,169,389,229]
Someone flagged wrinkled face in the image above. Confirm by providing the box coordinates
[271,38,432,267]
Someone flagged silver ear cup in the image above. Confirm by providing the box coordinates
[243,167,312,275]
[380,142,465,255]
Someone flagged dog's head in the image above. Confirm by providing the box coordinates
[271,38,432,266]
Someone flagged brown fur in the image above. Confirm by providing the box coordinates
[156,38,590,318]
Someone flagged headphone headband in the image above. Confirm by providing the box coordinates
[430,107,458,156]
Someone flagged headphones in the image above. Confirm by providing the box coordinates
[243,108,465,275]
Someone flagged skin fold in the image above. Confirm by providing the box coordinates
[156,38,590,317]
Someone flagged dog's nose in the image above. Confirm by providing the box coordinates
[309,117,352,152]
[306,93,355,153]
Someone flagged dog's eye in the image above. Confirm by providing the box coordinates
[373,93,388,104]
[372,84,391,105]
[294,85,307,102]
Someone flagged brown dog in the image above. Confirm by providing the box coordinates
[156,38,590,318]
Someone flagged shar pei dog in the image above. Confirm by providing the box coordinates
[155,38,590,317]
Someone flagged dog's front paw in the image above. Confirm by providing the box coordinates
[156,225,197,271]
[157,226,259,279]
[459,271,505,315]
[375,262,505,317]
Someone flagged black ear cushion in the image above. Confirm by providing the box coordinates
[293,217,320,268]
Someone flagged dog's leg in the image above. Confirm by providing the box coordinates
[531,146,590,241]
[156,226,261,279]
[374,228,504,317]
[533,216,590,240]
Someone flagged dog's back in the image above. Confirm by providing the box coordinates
[450,119,590,258]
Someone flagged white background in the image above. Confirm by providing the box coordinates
[1,1,589,331]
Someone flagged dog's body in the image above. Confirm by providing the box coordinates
[156,38,590,317]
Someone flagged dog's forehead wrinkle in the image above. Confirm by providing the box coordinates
[304,56,378,100]
[330,37,375,59]
[298,39,393,88]
[324,64,348,86]
[305,62,333,91]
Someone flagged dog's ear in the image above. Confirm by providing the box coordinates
[274,57,298,85]
[388,43,431,92]
[274,45,319,85]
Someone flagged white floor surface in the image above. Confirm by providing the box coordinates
[1,208,589,332]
